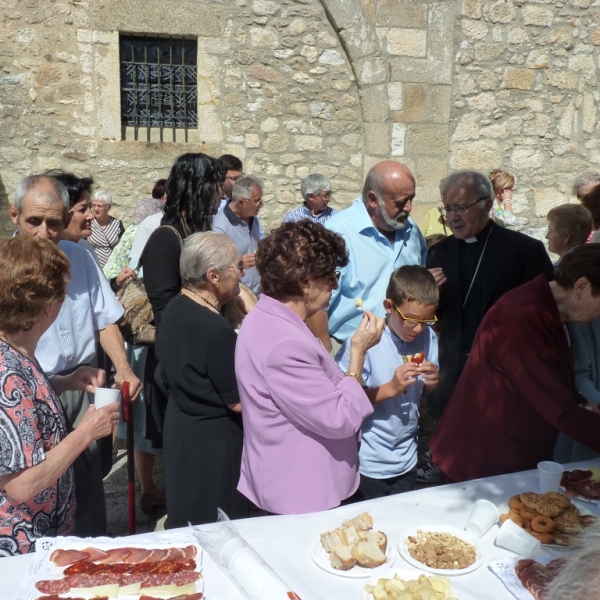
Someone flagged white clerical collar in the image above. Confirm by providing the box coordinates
[465,237,477,243]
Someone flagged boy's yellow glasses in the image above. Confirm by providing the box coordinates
[392,302,438,328]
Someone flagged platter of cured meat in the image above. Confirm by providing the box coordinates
[514,556,567,600]
[22,540,204,600]
[560,468,600,504]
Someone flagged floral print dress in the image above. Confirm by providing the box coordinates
[0,340,75,556]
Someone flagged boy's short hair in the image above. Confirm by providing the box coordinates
[386,265,439,307]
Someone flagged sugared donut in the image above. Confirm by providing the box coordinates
[520,507,538,521]
[536,498,563,518]
[528,530,554,545]
[520,492,541,510]
[509,495,524,511]
[531,515,556,534]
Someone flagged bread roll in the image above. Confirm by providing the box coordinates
[351,539,387,568]
[320,529,345,553]
[366,531,387,553]
[342,512,373,532]
[329,545,357,570]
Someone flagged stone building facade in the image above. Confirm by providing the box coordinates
[0,0,598,238]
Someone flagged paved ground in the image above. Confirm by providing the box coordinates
[104,397,438,536]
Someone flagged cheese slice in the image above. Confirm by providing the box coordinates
[175,582,198,595]
[70,584,120,598]
[140,584,177,596]
[118,581,142,595]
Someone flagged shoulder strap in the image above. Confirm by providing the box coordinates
[137,225,183,271]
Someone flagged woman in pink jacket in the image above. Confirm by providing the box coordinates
[236,221,385,515]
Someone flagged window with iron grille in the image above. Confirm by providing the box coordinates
[120,34,198,142]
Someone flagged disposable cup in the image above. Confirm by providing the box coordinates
[538,461,564,493]
[94,387,121,409]
[496,518,541,556]
[464,499,499,537]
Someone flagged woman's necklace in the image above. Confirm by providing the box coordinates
[0,331,38,365]
[184,287,220,312]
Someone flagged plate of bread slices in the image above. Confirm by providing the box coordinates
[312,512,395,578]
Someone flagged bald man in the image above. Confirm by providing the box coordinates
[310,161,435,352]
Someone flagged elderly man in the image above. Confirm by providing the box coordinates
[8,174,142,536]
[213,174,264,295]
[310,161,430,352]
[428,170,553,413]
[282,173,338,224]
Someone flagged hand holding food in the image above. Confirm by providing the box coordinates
[350,312,386,354]
[418,361,439,385]
[390,363,419,394]
[402,352,425,365]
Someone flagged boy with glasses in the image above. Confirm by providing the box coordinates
[336,265,439,500]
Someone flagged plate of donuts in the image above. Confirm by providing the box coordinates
[498,491,596,547]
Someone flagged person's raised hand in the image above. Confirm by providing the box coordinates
[350,310,386,354]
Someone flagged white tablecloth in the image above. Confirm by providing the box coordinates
[4,459,599,600]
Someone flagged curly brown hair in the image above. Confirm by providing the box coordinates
[257,220,348,300]
[0,237,70,333]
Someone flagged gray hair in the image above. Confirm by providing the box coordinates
[92,190,113,206]
[13,175,70,214]
[440,170,494,205]
[301,174,332,201]
[232,175,263,203]
[546,520,600,600]
[572,172,600,198]
[132,197,163,225]
[180,231,238,287]
[362,167,386,205]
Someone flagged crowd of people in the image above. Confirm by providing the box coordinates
[1,153,600,559]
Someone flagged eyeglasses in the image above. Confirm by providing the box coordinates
[329,271,341,286]
[230,262,244,274]
[440,198,489,217]
[241,196,264,206]
[392,302,437,328]
[315,191,333,200]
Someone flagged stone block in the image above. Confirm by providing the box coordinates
[449,140,501,170]
[249,65,281,83]
[452,113,481,142]
[319,49,345,66]
[477,71,499,91]
[467,92,497,111]
[525,50,549,69]
[558,101,575,138]
[507,27,529,45]
[406,124,449,156]
[386,28,427,57]
[582,92,597,133]
[309,102,334,120]
[359,84,388,123]
[474,43,505,62]
[415,157,447,190]
[489,1,516,23]
[546,71,578,89]
[395,83,428,123]
[245,134,260,148]
[592,25,600,46]
[430,86,451,123]
[462,0,483,19]
[462,19,488,41]
[260,117,279,133]
[522,114,551,137]
[568,54,596,77]
[387,82,403,111]
[391,123,405,156]
[364,123,390,156]
[521,6,554,28]
[92,0,221,36]
[375,0,427,28]
[252,1,279,16]
[533,188,567,217]
[390,57,452,85]
[250,27,280,49]
[511,147,544,169]
[355,57,386,86]
[293,135,322,152]
[502,67,535,90]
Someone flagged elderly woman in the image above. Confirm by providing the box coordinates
[430,244,600,482]
[488,169,516,226]
[573,172,600,200]
[580,184,600,243]
[236,221,385,515]
[156,232,248,527]
[0,237,119,556]
[282,173,338,224]
[545,203,592,265]
[89,190,125,268]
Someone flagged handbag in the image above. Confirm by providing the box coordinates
[116,225,182,346]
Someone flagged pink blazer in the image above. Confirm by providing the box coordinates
[236,295,373,514]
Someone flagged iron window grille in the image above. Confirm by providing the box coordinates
[120,34,198,141]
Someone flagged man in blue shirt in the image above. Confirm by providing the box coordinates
[282,173,338,224]
[310,161,443,351]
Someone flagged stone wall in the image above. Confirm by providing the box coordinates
[0,0,598,239]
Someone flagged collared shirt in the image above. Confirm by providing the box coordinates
[129,211,163,265]
[325,200,427,341]
[282,203,338,224]
[336,325,438,478]
[35,240,124,376]
[213,203,262,295]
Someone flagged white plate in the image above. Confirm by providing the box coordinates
[397,525,484,576]
[360,567,426,600]
[310,536,396,578]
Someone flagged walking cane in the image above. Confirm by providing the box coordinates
[120,382,136,535]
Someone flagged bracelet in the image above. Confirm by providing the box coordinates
[345,371,364,386]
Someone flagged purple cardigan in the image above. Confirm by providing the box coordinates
[236,294,374,514]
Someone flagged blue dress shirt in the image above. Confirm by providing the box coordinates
[325,200,427,340]
[282,204,338,224]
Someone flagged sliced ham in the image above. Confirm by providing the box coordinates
[49,549,90,567]
[146,549,169,562]
[95,547,132,564]
[183,545,197,561]
[80,547,109,563]
[167,547,186,561]
[123,547,153,563]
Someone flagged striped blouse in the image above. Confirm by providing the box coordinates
[89,217,125,268]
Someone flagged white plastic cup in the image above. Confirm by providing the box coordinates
[465,499,500,537]
[538,461,565,493]
[94,387,121,409]
[496,518,541,556]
